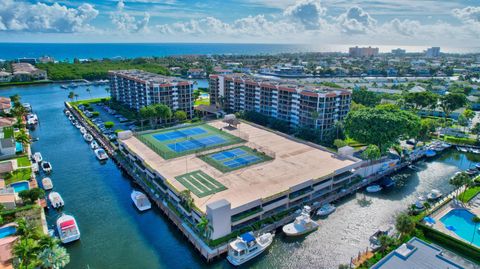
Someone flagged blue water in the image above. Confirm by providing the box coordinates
[15,142,23,153]
[10,181,29,193]
[0,226,16,238]
[0,43,309,61]
[440,209,480,247]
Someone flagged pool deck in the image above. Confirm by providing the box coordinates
[121,120,357,212]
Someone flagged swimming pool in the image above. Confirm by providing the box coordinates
[15,142,23,153]
[440,209,480,247]
[0,226,16,238]
[10,181,29,193]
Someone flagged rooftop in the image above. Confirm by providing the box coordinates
[120,120,357,212]
[109,69,190,85]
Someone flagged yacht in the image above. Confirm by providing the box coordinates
[42,177,53,191]
[369,227,393,251]
[83,133,93,142]
[68,115,75,121]
[41,162,52,173]
[32,152,43,163]
[226,232,274,266]
[90,140,99,150]
[283,206,319,236]
[425,149,436,157]
[471,148,480,154]
[56,214,80,244]
[316,203,336,217]
[79,127,87,135]
[457,146,469,153]
[131,190,151,211]
[74,123,81,129]
[64,110,71,116]
[427,189,443,200]
[466,168,478,176]
[366,185,382,193]
[26,113,38,125]
[94,148,109,161]
[48,192,64,208]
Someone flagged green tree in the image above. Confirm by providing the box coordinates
[15,130,30,148]
[403,91,438,112]
[463,109,475,121]
[450,172,471,201]
[179,190,194,212]
[344,106,421,152]
[378,235,396,253]
[196,215,213,240]
[12,105,27,119]
[38,245,70,269]
[439,93,467,120]
[16,218,39,239]
[457,114,469,132]
[472,216,480,244]
[333,139,347,149]
[154,104,172,127]
[174,110,187,122]
[139,105,156,129]
[418,118,438,141]
[395,213,415,237]
[67,92,75,103]
[361,144,381,175]
[472,122,480,140]
[104,121,115,129]
[352,87,380,107]
[13,238,40,268]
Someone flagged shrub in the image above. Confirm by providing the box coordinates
[92,111,100,117]
[104,121,114,129]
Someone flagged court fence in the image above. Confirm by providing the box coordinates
[248,142,276,159]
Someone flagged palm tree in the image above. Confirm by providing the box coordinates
[86,87,92,98]
[196,215,213,240]
[395,213,415,238]
[179,190,194,211]
[472,216,480,244]
[12,105,27,118]
[378,235,396,253]
[15,130,30,148]
[16,218,39,239]
[38,245,70,269]
[74,94,79,102]
[67,92,75,103]
[449,172,471,201]
[13,237,40,268]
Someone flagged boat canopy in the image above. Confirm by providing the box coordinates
[60,220,75,229]
[240,232,255,243]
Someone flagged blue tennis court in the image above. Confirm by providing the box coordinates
[211,148,247,161]
[153,127,206,141]
[223,155,261,168]
[167,135,227,152]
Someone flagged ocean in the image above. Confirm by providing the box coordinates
[0,43,478,61]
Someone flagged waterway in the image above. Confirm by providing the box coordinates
[2,83,479,268]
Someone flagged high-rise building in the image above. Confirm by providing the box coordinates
[348,46,379,57]
[425,47,440,58]
[108,70,194,117]
[391,48,406,56]
[209,74,351,139]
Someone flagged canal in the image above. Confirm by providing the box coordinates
[2,84,478,269]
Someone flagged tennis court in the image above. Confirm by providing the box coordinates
[199,146,273,172]
[167,135,226,152]
[153,127,206,141]
[137,123,245,159]
[175,170,227,198]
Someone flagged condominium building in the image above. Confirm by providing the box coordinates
[425,47,441,58]
[209,74,351,139]
[108,70,194,117]
[348,46,379,57]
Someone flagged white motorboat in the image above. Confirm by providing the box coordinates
[131,190,151,211]
[79,127,87,134]
[94,148,109,161]
[26,113,38,125]
[471,148,480,154]
[65,110,71,116]
[32,152,43,163]
[68,115,75,121]
[366,185,382,193]
[48,191,64,208]
[83,133,93,142]
[316,203,336,217]
[90,140,99,150]
[457,146,468,153]
[283,206,319,236]
[227,232,274,266]
[369,227,393,251]
[74,123,81,129]
[427,189,443,200]
[42,177,53,191]
[41,162,52,173]
[32,162,39,173]
[56,214,80,244]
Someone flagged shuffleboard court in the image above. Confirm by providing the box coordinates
[175,170,227,198]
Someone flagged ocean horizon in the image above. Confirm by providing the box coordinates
[0,43,478,61]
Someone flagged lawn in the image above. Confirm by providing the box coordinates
[459,186,480,203]
[137,123,245,159]
[194,98,210,106]
[199,146,272,173]
[16,156,31,167]
[175,170,227,198]
[4,168,32,185]
[3,127,13,139]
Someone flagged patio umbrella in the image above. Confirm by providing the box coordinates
[423,216,436,224]
[446,225,456,231]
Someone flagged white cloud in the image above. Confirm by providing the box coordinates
[453,6,480,24]
[384,18,421,36]
[0,0,98,33]
[111,0,150,33]
[336,6,377,34]
[283,0,326,30]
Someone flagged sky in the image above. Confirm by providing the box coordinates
[0,0,479,47]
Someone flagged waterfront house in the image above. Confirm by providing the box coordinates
[11,63,47,81]
[0,98,12,115]
[0,72,12,83]
[371,237,465,269]
[187,68,207,79]
[0,128,16,159]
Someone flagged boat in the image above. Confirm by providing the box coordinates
[476,163,480,170]
[75,123,82,129]
[32,162,39,173]
[61,85,68,89]
[41,162,52,173]
[366,185,382,193]
[471,148,480,154]
[441,142,451,148]
[83,133,93,142]
[316,203,336,217]
[90,140,99,150]
[68,115,74,121]
[79,127,87,135]
[427,189,443,200]
[64,110,71,116]
[42,177,53,190]
[380,177,395,188]
[94,148,109,161]
[425,149,437,157]
[26,113,38,125]
[48,192,64,208]
[226,232,274,266]
[466,168,478,176]
[408,165,420,171]
[131,190,151,211]
[56,214,80,244]
[369,227,393,251]
[283,206,319,236]
[32,152,43,163]
[457,146,468,153]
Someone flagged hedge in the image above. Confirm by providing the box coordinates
[443,136,478,145]
[417,223,480,263]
